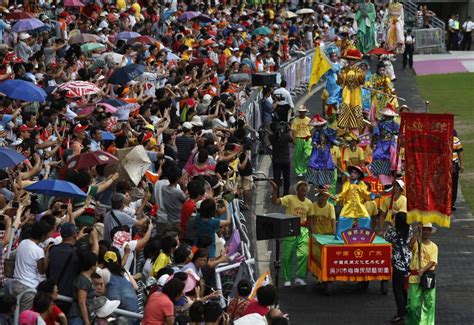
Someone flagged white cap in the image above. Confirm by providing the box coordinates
[202,94,212,103]
[19,33,31,40]
[395,179,404,190]
[182,122,193,130]
[157,274,170,287]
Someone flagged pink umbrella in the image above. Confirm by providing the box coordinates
[64,0,84,7]
[96,102,118,113]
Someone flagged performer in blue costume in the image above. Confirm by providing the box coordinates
[370,104,400,185]
[359,60,372,115]
[321,46,342,127]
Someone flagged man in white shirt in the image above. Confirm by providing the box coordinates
[403,29,415,70]
[273,80,294,122]
[461,16,473,50]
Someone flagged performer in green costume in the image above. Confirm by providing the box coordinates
[355,0,377,54]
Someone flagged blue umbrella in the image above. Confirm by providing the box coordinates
[25,179,88,198]
[108,64,145,85]
[162,9,176,21]
[252,26,272,36]
[0,148,26,169]
[116,31,141,40]
[12,18,44,33]
[0,79,47,102]
[101,131,116,141]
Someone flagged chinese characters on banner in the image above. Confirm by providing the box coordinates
[401,113,453,227]
[325,245,392,277]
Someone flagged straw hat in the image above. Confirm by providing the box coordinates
[422,223,437,233]
[297,105,308,113]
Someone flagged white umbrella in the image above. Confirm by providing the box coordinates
[99,52,124,65]
[106,145,152,186]
[281,11,297,19]
[296,8,315,15]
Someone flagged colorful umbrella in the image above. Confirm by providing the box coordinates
[108,64,145,85]
[197,14,213,23]
[105,146,151,185]
[81,43,105,52]
[57,81,100,97]
[96,102,118,113]
[162,9,177,21]
[367,48,395,55]
[11,18,44,33]
[0,79,47,102]
[69,33,101,45]
[116,31,141,40]
[0,148,26,169]
[178,11,200,21]
[252,26,272,36]
[130,35,157,45]
[25,179,87,198]
[67,150,118,170]
[64,0,84,7]
[99,98,128,107]
[5,11,34,20]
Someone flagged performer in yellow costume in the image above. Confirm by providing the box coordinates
[337,49,365,135]
[367,62,393,122]
[384,0,405,53]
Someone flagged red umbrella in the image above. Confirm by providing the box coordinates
[130,35,158,45]
[67,151,118,170]
[367,48,395,55]
[5,11,35,20]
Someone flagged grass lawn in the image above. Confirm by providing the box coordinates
[416,73,474,210]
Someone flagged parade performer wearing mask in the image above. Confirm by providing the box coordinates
[337,49,365,135]
[271,181,314,287]
[384,0,405,53]
[355,0,377,54]
[335,165,378,239]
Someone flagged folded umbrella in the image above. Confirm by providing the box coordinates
[69,33,101,45]
[12,18,44,33]
[108,64,145,85]
[5,11,34,20]
[0,79,47,102]
[105,145,151,186]
[67,150,118,170]
[25,179,87,198]
[81,42,106,52]
[57,81,100,97]
[0,148,26,169]
[116,31,141,40]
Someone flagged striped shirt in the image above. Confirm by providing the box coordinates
[175,135,196,164]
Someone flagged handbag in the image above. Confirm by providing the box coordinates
[420,271,436,289]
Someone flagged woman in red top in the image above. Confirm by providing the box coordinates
[36,280,67,325]
[143,278,185,325]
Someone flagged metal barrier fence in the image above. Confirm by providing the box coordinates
[413,28,445,53]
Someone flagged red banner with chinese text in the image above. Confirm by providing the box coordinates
[325,245,392,277]
[401,113,453,227]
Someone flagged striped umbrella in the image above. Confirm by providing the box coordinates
[57,81,100,97]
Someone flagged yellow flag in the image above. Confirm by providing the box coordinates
[308,46,332,92]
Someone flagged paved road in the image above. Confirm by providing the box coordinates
[247,57,474,324]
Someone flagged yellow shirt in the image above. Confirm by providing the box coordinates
[309,202,336,235]
[364,200,379,217]
[337,181,373,218]
[409,241,438,284]
[343,147,365,168]
[380,194,407,223]
[280,195,313,225]
[223,48,232,58]
[330,146,342,169]
[151,252,171,276]
[116,0,126,12]
[291,117,312,138]
[268,9,275,19]
[183,37,195,48]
